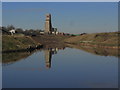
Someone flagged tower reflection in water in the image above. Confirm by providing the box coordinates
[44,47,65,69]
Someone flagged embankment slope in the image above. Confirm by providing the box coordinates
[64,32,119,47]
[2,35,41,51]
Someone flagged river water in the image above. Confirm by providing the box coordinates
[2,45,118,88]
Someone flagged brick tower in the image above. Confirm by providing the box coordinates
[45,14,52,34]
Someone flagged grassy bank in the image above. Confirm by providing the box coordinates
[2,35,41,51]
[3,32,119,51]
[64,32,119,47]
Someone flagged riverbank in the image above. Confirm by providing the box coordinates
[31,34,71,45]
[64,32,119,49]
[2,32,120,52]
[2,35,42,52]
[2,34,70,52]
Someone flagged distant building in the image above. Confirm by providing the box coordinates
[44,14,58,35]
[52,28,58,35]
[45,14,52,34]
[9,29,15,35]
[40,31,44,35]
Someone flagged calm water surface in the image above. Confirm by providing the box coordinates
[3,47,118,88]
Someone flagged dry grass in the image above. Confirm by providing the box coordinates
[64,32,119,46]
[2,35,40,51]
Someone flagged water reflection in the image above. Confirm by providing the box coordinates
[44,49,52,69]
[2,44,118,88]
[2,51,36,66]
[2,45,66,67]
[44,47,65,69]
[66,44,120,57]
[2,44,119,67]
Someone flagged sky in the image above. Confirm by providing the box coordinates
[2,2,118,33]
[1,0,120,2]
[0,2,1,26]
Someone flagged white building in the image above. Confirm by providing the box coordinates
[9,29,15,35]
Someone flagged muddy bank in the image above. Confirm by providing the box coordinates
[65,42,119,49]
[2,44,43,53]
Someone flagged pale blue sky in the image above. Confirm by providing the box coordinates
[0,2,2,26]
[2,2,118,33]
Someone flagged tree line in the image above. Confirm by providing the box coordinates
[0,25,44,36]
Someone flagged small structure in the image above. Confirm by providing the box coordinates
[9,29,15,35]
[40,31,45,35]
[51,28,58,35]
